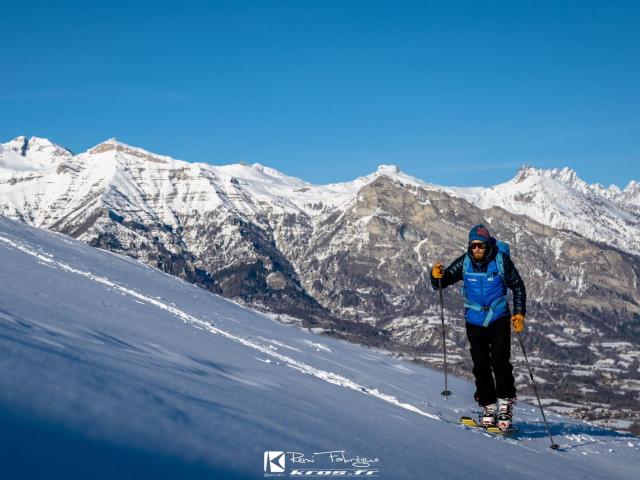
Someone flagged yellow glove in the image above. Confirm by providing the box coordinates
[431,262,444,279]
[511,314,525,333]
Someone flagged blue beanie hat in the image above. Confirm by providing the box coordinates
[469,224,491,244]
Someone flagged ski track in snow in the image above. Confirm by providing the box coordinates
[299,339,333,352]
[0,233,441,423]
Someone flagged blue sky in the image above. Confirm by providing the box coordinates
[1,0,638,187]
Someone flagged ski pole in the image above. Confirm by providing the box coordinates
[517,333,559,450]
[438,278,452,397]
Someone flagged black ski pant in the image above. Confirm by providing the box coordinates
[465,315,516,407]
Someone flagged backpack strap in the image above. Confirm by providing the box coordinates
[460,254,471,300]
[464,295,508,327]
[464,251,503,277]
[495,251,504,279]
[463,253,472,274]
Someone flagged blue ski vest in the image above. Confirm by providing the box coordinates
[461,243,509,327]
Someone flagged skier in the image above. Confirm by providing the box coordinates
[430,224,526,431]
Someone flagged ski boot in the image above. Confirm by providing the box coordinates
[496,397,516,431]
[480,403,497,426]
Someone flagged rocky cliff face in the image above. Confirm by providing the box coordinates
[1,136,639,432]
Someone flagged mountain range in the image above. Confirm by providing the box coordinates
[1,135,638,433]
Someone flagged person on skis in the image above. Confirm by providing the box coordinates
[430,224,526,430]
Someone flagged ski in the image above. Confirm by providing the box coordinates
[460,416,518,434]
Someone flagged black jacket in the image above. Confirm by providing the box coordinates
[430,242,526,316]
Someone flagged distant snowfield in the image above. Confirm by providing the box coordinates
[0,216,638,480]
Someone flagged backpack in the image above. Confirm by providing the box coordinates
[461,237,511,327]
[493,238,510,279]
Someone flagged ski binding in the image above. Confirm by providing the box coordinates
[460,416,518,434]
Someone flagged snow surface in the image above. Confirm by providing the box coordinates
[0,216,638,479]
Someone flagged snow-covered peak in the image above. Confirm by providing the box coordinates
[345,164,433,192]
[376,164,400,175]
[27,136,73,159]
[0,136,72,171]
[2,136,29,155]
[87,138,177,165]
[550,166,580,185]
[512,164,540,183]
[500,165,637,203]
[509,165,591,191]
[213,161,306,186]
[28,135,67,149]
[616,180,640,211]
[624,180,639,194]
[90,137,139,152]
[590,182,623,200]
[371,164,421,185]
[95,137,129,147]
[444,164,640,254]
[2,135,70,156]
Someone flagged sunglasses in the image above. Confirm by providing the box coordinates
[470,243,486,250]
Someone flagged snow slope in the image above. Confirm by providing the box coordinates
[0,215,638,479]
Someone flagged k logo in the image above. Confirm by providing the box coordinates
[264,451,286,473]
